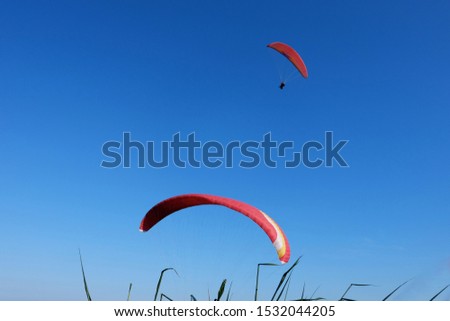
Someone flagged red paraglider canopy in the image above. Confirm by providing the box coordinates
[267,42,308,79]
[139,193,291,264]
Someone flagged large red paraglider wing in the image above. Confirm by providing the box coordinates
[139,194,291,264]
[267,42,308,78]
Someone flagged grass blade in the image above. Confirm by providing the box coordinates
[271,257,301,301]
[226,281,233,301]
[430,284,449,301]
[276,271,293,301]
[294,297,325,301]
[339,283,372,301]
[382,280,409,301]
[154,268,178,301]
[293,285,324,301]
[309,285,321,300]
[127,283,133,301]
[78,249,92,301]
[215,279,227,301]
[283,276,292,301]
[160,293,173,301]
[255,263,279,301]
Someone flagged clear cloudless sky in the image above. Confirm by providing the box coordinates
[1,0,449,300]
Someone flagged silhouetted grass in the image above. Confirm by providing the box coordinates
[430,285,449,301]
[127,283,132,301]
[78,250,91,301]
[215,279,227,301]
[154,268,178,301]
[271,257,301,301]
[254,263,279,301]
[78,253,449,301]
[382,280,409,301]
[339,283,372,301]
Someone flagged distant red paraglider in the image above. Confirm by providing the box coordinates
[139,193,291,264]
[267,42,308,89]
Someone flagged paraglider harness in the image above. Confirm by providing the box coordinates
[279,82,285,90]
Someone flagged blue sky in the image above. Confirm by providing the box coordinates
[1,0,449,300]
